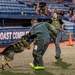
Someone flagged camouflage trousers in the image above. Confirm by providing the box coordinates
[32,39,50,66]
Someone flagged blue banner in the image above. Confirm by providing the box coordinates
[0,27,30,46]
[0,25,75,46]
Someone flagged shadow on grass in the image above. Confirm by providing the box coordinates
[53,58,72,69]
[0,70,54,75]
[34,70,54,75]
[60,74,64,75]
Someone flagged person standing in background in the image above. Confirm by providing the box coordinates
[48,12,64,59]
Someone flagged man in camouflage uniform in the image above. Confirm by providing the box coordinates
[23,19,58,70]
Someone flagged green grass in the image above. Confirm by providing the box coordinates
[0,71,32,75]
[0,70,54,75]
[60,74,64,75]
[53,58,72,69]
[34,70,54,75]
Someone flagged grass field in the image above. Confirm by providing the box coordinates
[0,41,75,75]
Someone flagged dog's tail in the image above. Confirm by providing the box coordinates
[0,48,7,56]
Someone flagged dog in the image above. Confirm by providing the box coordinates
[0,38,31,70]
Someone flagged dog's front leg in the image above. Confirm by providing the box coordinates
[6,60,12,68]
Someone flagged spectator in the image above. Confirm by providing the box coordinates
[59,9,64,16]
[53,7,58,13]
[68,6,74,12]
[68,10,73,17]
[65,9,73,21]
[72,14,75,23]
[44,5,51,16]
[36,3,41,15]
[36,2,46,16]
[48,12,64,59]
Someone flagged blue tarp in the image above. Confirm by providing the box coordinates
[0,27,30,46]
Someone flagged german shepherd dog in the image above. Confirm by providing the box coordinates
[0,38,31,70]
